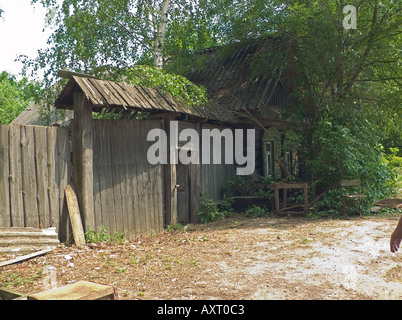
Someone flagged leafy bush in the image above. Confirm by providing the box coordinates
[198,195,223,224]
[0,71,41,125]
[219,197,234,212]
[116,65,208,107]
[222,174,274,199]
[222,176,245,197]
[384,148,402,169]
[85,226,127,243]
[308,108,397,213]
[166,223,184,232]
[245,205,267,218]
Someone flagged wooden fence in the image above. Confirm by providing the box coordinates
[0,120,238,242]
[92,120,164,238]
[0,125,72,230]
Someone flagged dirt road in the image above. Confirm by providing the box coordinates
[1,214,401,300]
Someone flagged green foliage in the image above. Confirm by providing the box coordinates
[245,205,267,218]
[219,197,235,213]
[0,270,43,288]
[220,0,400,207]
[222,176,245,197]
[26,0,223,79]
[114,65,208,107]
[309,189,344,219]
[85,226,109,243]
[20,0,401,212]
[384,148,402,169]
[309,106,396,208]
[198,195,223,224]
[223,174,274,199]
[21,0,216,121]
[218,197,235,218]
[85,226,127,243]
[166,223,184,232]
[0,71,41,125]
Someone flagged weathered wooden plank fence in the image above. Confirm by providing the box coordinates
[92,119,165,238]
[0,118,238,243]
[0,124,72,230]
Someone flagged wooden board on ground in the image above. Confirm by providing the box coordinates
[65,185,86,246]
[0,248,53,268]
[28,281,117,300]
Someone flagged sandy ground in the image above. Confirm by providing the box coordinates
[1,214,401,300]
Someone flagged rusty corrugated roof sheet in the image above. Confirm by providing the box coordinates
[55,76,239,124]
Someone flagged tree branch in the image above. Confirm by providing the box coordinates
[343,5,379,94]
[357,78,402,82]
[98,6,152,52]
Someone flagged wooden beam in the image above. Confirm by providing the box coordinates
[0,248,53,268]
[65,184,86,246]
[72,92,95,233]
[163,119,178,226]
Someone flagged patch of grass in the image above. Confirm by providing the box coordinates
[85,226,127,244]
[188,257,198,267]
[115,267,127,274]
[166,223,184,232]
[384,265,402,282]
[245,205,268,218]
[300,238,314,244]
[0,270,43,288]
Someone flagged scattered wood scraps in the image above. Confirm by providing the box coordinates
[0,247,54,268]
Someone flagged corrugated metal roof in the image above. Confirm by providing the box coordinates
[55,76,239,124]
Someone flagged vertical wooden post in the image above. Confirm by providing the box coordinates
[0,125,10,227]
[72,92,95,233]
[283,187,287,210]
[274,183,280,214]
[303,183,309,214]
[163,118,178,226]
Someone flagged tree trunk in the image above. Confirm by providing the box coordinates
[154,0,170,69]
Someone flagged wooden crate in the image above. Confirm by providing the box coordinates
[28,281,117,300]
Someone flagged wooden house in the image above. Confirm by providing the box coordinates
[54,39,296,230]
[0,38,298,243]
[182,38,297,178]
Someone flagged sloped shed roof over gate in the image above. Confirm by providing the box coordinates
[55,75,239,124]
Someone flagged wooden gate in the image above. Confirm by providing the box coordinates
[92,119,165,238]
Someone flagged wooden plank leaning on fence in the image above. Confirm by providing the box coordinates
[65,184,86,246]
